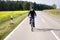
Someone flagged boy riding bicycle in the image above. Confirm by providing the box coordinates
[28,7,37,27]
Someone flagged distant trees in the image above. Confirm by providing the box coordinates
[33,3,54,10]
[0,1,54,11]
[52,4,56,9]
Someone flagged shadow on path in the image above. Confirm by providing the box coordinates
[33,28,60,32]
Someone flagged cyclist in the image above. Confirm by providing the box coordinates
[28,7,37,27]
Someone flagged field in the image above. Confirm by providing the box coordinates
[0,11,28,40]
[0,11,28,24]
[43,10,60,18]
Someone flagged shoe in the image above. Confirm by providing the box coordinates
[33,26,35,27]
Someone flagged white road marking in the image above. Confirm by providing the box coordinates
[4,17,28,40]
[51,30,60,40]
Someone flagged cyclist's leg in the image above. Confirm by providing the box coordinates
[31,18,34,32]
[33,18,35,27]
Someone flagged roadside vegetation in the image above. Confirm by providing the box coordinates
[0,11,28,40]
[44,9,60,17]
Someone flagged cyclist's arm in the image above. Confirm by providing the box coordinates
[28,12,30,16]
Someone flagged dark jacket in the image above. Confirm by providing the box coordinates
[28,10,36,18]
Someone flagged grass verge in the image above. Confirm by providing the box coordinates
[0,11,28,40]
[43,9,60,18]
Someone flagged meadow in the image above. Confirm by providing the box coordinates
[0,11,28,40]
[44,9,60,17]
[0,11,28,24]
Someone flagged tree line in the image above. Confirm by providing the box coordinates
[0,1,55,11]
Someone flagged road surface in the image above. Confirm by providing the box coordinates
[4,11,60,40]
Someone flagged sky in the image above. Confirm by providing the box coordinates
[4,0,60,9]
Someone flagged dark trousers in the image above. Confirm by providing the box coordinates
[30,17,35,27]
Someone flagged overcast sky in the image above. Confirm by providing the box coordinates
[4,0,60,9]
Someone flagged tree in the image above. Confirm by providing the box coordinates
[52,4,56,9]
[0,1,54,11]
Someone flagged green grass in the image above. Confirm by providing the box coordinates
[0,11,28,24]
[0,11,28,40]
[43,9,60,17]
